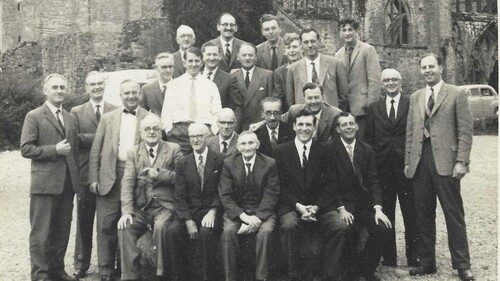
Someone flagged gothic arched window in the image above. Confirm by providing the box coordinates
[384,0,410,46]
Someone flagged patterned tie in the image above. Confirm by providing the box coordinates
[311,62,318,83]
[389,99,396,121]
[245,71,250,89]
[427,87,435,113]
[198,154,204,190]
[221,141,228,154]
[161,85,167,97]
[189,77,197,120]
[225,43,231,63]
[346,144,355,172]
[148,148,155,159]
[302,145,308,169]
[95,104,101,121]
[207,71,213,80]
[55,109,65,135]
[270,130,278,147]
[271,46,278,71]
[424,88,435,138]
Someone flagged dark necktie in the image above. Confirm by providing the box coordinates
[95,104,101,121]
[271,46,278,71]
[55,109,65,135]
[270,130,278,147]
[389,99,396,121]
[427,87,435,113]
[347,46,353,65]
[302,145,308,169]
[221,141,228,154]
[245,163,253,187]
[198,154,204,190]
[311,62,318,83]
[161,85,167,97]
[225,43,231,63]
[245,71,250,89]
[123,109,136,115]
[424,88,435,138]
[149,148,155,159]
[207,71,213,80]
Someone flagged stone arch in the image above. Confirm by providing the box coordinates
[383,0,411,46]
[470,21,497,85]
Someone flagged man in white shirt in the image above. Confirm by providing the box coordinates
[173,25,196,78]
[140,53,175,116]
[207,108,239,157]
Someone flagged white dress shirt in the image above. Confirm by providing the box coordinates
[45,101,65,126]
[89,99,104,115]
[118,108,138,161]
[294,137,312,167]
[243,154,256,174]
[425,80,443,106]
[385,93,401,118]
[194,147,209,169]
[304,55,321,83]
[241,66,255,81]
[219,132,235,153]
[145,143,159,165]
[220,38,234,53]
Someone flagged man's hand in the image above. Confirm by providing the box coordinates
[452,162,468,180]
[374,208,392,229]
[201,209,217,228]
[239,213,262,230]
[338,207,354,225]
[248,120,266,132]
[296,203,316,222]
[117,214,133,230]
[141,167,159,180]
[89,182,99,194]
[229,69,239,75]
[404,165,410,178]
[56,139,71,156]
[185,220,198,239]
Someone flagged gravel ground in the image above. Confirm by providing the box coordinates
[0,136,497,281]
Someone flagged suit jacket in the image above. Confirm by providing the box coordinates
[273,64,290,111]
[174,149,225,221]
[206,132,239,157]
[283,103,342,142]
[286,55,349,108]
[205,37,247,72]
[328,137,382,212]
[274,140,338,216]
[405,82,473,177]
[210,68,236,108]
[71,101,118,186]
[364,94,409,167]
[219,152,279,220]
[256,38,288,71]
[230,67,273,131]
[88,106,150,195]
[335,41,382,115]
[20,103,80,194]
[255,121,295,157]
[121,141,183,215]
[140,79,170,116]
[172,50,186,78]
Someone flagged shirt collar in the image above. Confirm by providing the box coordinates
[219,132,235,144]
[340,137,356,151]
[305,54,320,65]
[294,137,312,151]
[204,67,218,79]
[242,154,256,168]
[89,99,104,109]
[158,78,171,89]
[426,80,443,96]
[194,147,209,162]
[345,39,357,50]
[266,123,280,136]
[221,37,234,47]
[241,66,255,77]
[45,101,63,115]
[145,143,159,154]
[386,92,401,104]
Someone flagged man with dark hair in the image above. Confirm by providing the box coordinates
[405,53,474,281]
[273,32,302,110]
[256,14,287,71]
[205,13,247,73]
[173,25,196,78]
[161,47,222,154]
[140,52,175,116]
[335,17,382,138]
[287,28,349,108]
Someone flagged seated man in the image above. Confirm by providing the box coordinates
[207,108,239,157]
[219,131,279,281]
[166,123,225,281]
[328,112,392,281]
[117,115,183,281]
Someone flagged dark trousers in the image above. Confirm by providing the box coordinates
[412,140,471,270]
[166,215,222,281]
[279,210,348,279]
[96,161,125,276]
[378,152,419,266]
[73,186,96,272]
[221,213,276,281]
[30,170,75,280]
[118,207,174,280]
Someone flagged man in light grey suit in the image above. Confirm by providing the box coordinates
[21,74,80,281]
[140,53,175,116]
[207,108,239,157]
[70,71,118,278]
[405,53,474,281]
[88,79,151,281]
[335,18,382,138]
[286,28,349,108]
[172,25,196,78]
[256,14,287,71]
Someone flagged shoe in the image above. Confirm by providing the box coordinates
[50,272,79,281]
[458,269,475,281]
[363,274,381,281]
[100,275,114,281]
[73,270,86,278]
[409,266,437,276]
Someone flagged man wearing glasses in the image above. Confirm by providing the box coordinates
[140,52,175,116]
[207,108,239,157]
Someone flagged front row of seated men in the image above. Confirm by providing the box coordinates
[116,106,391,281]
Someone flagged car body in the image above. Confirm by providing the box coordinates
[459,84,498,119]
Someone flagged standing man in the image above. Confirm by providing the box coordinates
[140,53,175,116]
[230,43,273,131]
[166,123,225,281]
[21,74,80,281]
[287,28,349,108]
[219,131,280,281]
[118,114,182,281]
[364,69,419,267]
[254,97,294,157]
[273,32,302,110]
[88,79,150,281]
[71,71,118,279]
[173,25,196,78]
[335,18,382,138]
[405,53,474,281]
[207,108,239,157]
[256,14,287,71]
[161,47,222,154]
[201,42,236,108]
[205,13,247,73]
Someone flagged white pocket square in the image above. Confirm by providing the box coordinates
[259,87,264,91]
[327,73,331,80]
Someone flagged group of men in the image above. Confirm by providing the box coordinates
[20,11,475,281]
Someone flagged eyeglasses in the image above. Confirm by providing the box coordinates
[218,121,235,125]
[143,127,161,133]
[220,23,237,28]
[159,65,175,70]
[264,111,281,117]
[189,134,205,140]
[382,78,400,83]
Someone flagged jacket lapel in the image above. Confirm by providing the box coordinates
[244,69,262,108]
[139,143,152,168]
[188,152,202,188]
[152,81,164,107]
[276,38,286,66]
[430,83,449,116]
[318,55,329,85]
[203,150,217,185]
[252,154,266,190]
[340,47,349,70]
[230,39,239,67]
[349,43,361,70]
[261,43,272,69]
[353,142,365,189]
[213,69,223,85]
[227,133,238,155]
[418,90,426,120]
[85,102,99,127]
[134,108,148,144]
[298,60,308,86]
[43,104,65,137]
[111,110,122,154]
[174,51,185,75]
[394,96,409,125]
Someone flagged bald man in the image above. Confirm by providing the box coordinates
[207,108,239,157]
[173,25,196,78]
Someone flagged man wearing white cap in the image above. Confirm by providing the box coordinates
[173,25,196,78]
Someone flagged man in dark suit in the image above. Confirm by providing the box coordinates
[205,13,247,73]
[405,53,474,281]
[334,18,382,138]
[207,108,239,157]
[364,69,418,268]
[256,14,287,71]
[254,97,294,157]
[89,79,151,281]
[329,112,392,281]
[172,25,196,78]
[274,108,345,281]
[230,43,273,131]
[140,52,175,116]
[21,74,80,281]
[166,123,225,281]
[219,131,280,281]
[117,114,182,281]
[273,32,302,110]
[201,42,236,108]
[70,71,118,278]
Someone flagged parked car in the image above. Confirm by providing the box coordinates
[459,84,498,119]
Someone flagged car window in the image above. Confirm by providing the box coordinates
[469,88,480,97]
[480,88,492,96]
